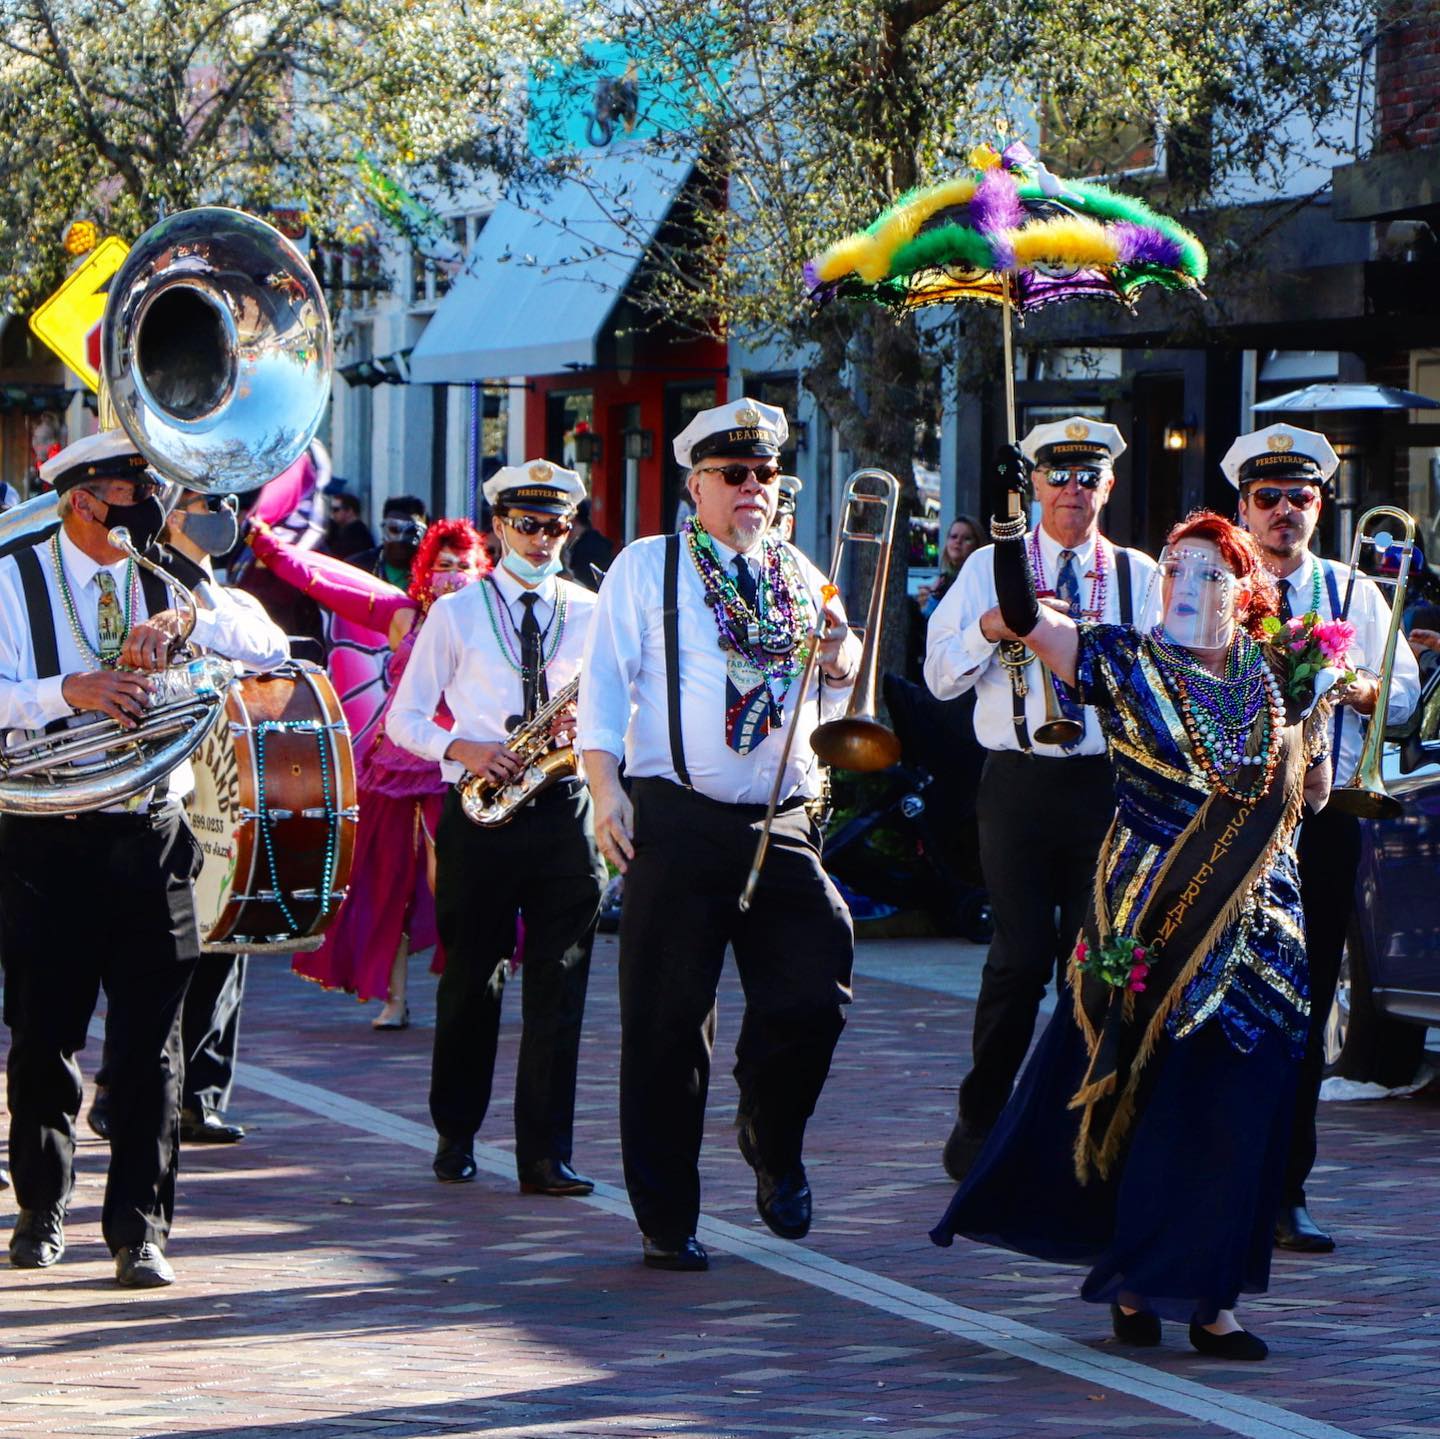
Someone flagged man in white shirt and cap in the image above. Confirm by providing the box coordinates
[925,420,1160,1182]
[578,397,861,1273]
[387,460,605,1200]
[0,430,288,1288]
[1225,422,1420,1255]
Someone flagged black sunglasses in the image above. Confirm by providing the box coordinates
[696,462,782,487]
[504,513,573,538]
[1247,486,1319,511]
[1042,467,1106,490]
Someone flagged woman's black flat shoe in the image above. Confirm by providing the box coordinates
[1188,1322,1268,1360]
[1111,1303,1161,1346]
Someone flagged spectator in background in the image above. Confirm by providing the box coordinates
[350,496,428,586]
[324,490,376,560]
[28,413,64,490]
[917,516,983,617]
[565,499,615,590]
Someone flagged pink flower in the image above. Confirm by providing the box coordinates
[1075,940,1087,962]
[1284,617,1306,635]
[1128,979,1147,992]
[1289,639,1308,652]
[1132,948,1146,962]
[1129,963,1149,982]
[1313,619,1356,663]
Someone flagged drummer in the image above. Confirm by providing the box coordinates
[89,489,287,1149]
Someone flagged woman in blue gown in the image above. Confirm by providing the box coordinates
[931,509,1340,1361]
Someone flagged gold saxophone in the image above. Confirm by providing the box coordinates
[457,675,581,826]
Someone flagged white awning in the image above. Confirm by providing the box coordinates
[409,149,693,384]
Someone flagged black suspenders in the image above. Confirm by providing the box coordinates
[662,534,693,788]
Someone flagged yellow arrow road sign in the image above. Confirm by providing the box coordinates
[29,236,130,392]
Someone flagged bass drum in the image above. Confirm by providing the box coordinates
[188,661,357,953]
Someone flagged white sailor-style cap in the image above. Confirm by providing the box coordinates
[483,459,586,515]
[1020,417,1127,468]
[1220,423,1339,490]
[674,397,788,469]
[39,429,152,493]
[775,474,803,515]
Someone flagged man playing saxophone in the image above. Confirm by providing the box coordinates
[0,430,288,1288]
[386,461,604,1197]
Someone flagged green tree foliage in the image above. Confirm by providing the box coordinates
[0,0,572,309]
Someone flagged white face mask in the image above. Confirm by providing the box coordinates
[501,550,564,585]
[1160,543,1237,650]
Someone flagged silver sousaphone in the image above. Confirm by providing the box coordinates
[0,207,333,813]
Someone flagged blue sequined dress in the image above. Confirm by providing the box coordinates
[931,624,1315,1324]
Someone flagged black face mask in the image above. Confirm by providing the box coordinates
[101,494,168,552]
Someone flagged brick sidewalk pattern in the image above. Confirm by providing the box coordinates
[2,936,1438,1438]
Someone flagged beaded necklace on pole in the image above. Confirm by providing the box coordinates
[684,519,814,687]
[49,532,139,669]
[1028,529,1108,617]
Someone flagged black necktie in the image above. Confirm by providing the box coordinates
[732,555,758,609]
[1278,582,1293,624]
[519,592,542,720]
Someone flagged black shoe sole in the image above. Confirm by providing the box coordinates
[181,1130,245,1145]
[519,1182,595,1197]
[642,1250,709,1272]
[9,1248,63,1270]
[434,1167,477,1184]
[1188,1323,1268,1361]
[1274,1232,1335,1253]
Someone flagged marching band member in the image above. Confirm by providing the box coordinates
[578,398,861,1272]
[772,474,802,546]
[386,462,603,1197]
[1225,423,1420,1254]
[0,432,286,1287]
[924,420,1160,1182]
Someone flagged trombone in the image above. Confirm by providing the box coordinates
[738,470,903,912]
[1325,505,1416,820]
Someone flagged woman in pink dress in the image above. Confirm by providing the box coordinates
[248,517,489,1027]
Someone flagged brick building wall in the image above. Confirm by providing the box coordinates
[1378,7,1440,151]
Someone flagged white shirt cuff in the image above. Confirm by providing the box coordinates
[959,616,999,670]
[578,729,627,759]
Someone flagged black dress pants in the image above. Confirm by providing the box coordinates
[960,751,1115,1133]
[1284,805,1363,1207]
[429,782,603,1168]
[0,806,201,1253]
[618,778,854,1246]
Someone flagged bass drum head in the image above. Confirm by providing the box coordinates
[189,705,248,940]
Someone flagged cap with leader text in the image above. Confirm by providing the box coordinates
[483,460,587,515]
[39,429,153,494]
[674,398,788,469]
[1220,423,1339,490]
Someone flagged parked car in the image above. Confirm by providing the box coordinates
[1329,666,1440,1084]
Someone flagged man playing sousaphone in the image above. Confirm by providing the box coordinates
[931,481,1340,1363]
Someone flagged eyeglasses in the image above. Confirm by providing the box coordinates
[503,514,573,538]
[1247,486,1319,511]
[1042,468,1106,490]
[696,463,782,487]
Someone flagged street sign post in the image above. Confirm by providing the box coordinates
[28,236,130,392]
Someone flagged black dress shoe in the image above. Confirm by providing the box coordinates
[1111,1303,1162,1346]
[115,1242,175,1288]
[942,1119,990,1183]
[88,1088,111,1140]
[433,1139,477,1184]
[642,1235,709,1271]
[180,1108,246,1144]
[1274,1203,1335,1253]
[738,1123,812,1240]
[10,1205,66,1269]
[1188,1322,1268,1361]
[518,1158,594,1197]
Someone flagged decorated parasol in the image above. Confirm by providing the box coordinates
[806,141,1208,446]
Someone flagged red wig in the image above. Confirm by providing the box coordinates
[408,517,489,604]
[1165,509,1279,638]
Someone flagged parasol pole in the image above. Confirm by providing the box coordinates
[1000,273,1021,517]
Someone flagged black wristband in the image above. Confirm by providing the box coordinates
[992,532,1040,637]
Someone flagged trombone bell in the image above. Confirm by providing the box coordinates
[811,715,901,771]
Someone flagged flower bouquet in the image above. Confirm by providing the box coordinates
[1074,935,1152,992]
[1262,612,1357,712]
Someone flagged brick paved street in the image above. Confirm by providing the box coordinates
[3,936,1439,1439]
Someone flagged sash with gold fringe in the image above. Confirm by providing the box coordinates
[1067,696,1312,1184]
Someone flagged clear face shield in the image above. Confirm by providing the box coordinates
[1157,543,1237,650]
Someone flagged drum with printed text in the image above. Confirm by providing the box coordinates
[188,661,357,952]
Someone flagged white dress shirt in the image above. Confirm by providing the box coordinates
[924,528,1162,757]
[577,533,853,804]
[0,529,290,805]
[387,568,595,783]
[1275,551,1419,787]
